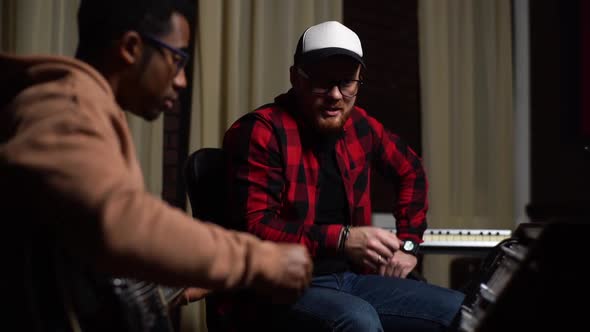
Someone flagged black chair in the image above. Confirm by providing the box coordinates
[183,147,229,332]
[184,147,226,224]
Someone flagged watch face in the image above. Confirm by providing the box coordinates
[403,241,415,251]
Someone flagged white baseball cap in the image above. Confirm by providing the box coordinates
[294,21,365,67]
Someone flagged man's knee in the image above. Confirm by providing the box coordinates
[334,301,383,332]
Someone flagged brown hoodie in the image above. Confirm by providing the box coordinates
[0,53,309,328]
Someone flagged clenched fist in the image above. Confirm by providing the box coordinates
[253,242,313,304]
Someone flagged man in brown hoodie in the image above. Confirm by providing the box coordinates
[0,0,311,330]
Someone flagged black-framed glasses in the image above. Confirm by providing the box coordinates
[297,67,363,98]
[140,33,189,76]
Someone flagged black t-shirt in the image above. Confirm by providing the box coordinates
[313,135,351,276]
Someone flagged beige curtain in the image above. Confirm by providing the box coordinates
[418,0,514,287]
[0,0,164,196]
[1,0,78,55]
[189,0,343,152]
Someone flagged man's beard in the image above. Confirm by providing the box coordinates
[314,119,345,135]
[311,111,350,135]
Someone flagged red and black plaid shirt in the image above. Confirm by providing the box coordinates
[223,90,428,253]
[215,90,429,330]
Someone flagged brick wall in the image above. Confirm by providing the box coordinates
[343,0,421,212]
[161,44,194,210]
[162,102,187,208]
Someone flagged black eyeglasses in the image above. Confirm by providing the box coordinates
[140,33,189,76]
[297,67,363,98]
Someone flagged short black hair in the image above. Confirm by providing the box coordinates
[76,0,194,61]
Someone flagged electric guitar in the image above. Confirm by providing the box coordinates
[35,245,187,332]
[69,278,185,332]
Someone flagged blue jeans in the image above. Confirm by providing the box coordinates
[284,272,465,332]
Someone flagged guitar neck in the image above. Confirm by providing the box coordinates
[158,285,186,306]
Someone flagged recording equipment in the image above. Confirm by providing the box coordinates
[459,221,587,331]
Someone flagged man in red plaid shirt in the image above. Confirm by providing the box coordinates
[220,21,465,331]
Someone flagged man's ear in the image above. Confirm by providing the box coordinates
[118,31,143,66]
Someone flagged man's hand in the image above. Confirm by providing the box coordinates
[176,287,211,306]
[378,250,418,278]
[254,242,313,304]
[344,226,403,270]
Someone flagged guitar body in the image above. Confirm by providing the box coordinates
[25,237,184,332]
[65,273,183,332]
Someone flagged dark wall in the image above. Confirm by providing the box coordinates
[528,0,590,220]
[343,0,422,213]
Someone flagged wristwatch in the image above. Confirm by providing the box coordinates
[401,240,420,256]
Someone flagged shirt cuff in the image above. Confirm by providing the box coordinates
[325,224,345,254]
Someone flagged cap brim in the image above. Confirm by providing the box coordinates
[295,47,366,68]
